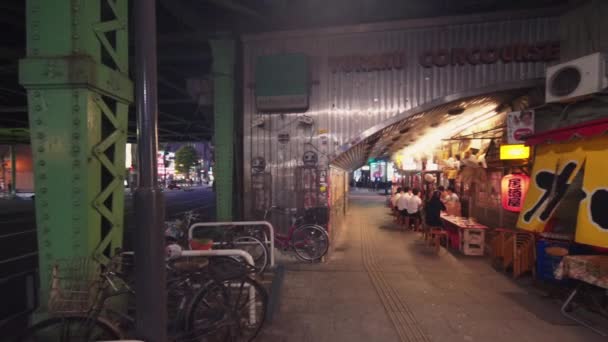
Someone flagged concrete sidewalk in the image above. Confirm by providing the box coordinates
[259,195,605,342]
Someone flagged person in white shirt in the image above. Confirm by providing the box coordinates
[445,187,459,203]
[391,187,402,222]
[396,187,412,227]
[444,186,461,216]
[405,188,423,231]
[391,187,402,208]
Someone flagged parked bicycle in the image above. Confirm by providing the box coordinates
[261,206,330,262]
[16,249,268,342]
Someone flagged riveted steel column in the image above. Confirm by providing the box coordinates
[19,0,132,307]
[211,40,236,221]
[133,0,167,340]
[9,145,16,197]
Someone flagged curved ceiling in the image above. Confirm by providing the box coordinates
[331,89,531,171]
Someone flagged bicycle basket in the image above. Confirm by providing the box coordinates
[47,257,102,315]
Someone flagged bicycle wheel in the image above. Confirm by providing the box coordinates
[15,315,122,342]
[223,277,268,342]
[291,224,329,262]
[233,236,268,274]
[185,281,232,342]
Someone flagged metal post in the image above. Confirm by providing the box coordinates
[9,145,16,197]
[20,0,132,306]
[133,0,167,341]
[211,40,236,221]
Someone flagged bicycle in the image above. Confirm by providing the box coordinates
[168,246,269,342]
[16,250,267,342]
[171,210,269,274]
[261,206,330,262]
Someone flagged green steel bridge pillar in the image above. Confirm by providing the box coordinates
[211,40,235,221]
[19,0,132,307]
[9,144,16,197]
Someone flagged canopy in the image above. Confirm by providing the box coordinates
[526,117,608,146]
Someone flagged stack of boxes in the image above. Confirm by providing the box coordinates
[459,228,486,256]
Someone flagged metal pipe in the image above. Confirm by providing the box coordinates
[188,221,276,268]
[133,0,167,340]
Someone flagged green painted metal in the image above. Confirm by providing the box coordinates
[0,128,30,144]
[211,40,235,221]
[19,0,132,308]
[9,145,16,196]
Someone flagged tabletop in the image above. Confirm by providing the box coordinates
[440,215,488,230]
[555,255,608,289]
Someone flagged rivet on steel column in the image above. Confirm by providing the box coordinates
[19,0,133,309]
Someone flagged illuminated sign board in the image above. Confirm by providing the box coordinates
[500,144,530,160]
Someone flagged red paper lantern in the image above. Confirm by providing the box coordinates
[501,174,530,212]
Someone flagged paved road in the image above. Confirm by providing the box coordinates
[0,188,215,333]
[0,187,216,243]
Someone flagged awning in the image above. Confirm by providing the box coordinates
[526,117,608,146]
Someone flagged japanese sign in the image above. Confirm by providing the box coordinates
[517,136,608,248]
[501,174,530,212]
[507,110,535,144]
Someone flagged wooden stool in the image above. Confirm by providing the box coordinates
[428,229,449,254]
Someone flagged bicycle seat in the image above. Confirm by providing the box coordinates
[170,258,209,273]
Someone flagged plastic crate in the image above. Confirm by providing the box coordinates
[460,229,486,256]
[536,239,570,282]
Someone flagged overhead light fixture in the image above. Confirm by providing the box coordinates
[447,107,465,115]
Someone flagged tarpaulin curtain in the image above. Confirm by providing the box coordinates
[517,135,608,248]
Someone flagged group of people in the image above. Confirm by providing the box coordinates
[390,185,460,231]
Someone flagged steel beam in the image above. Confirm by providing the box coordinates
[9,144,16,197]
[133,0,167,340]
[211,40,235,220]
[19,0,132,308]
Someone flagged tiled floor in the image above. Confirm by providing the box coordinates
[258,194,606,342]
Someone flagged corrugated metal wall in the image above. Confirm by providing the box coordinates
[242,12,560,218]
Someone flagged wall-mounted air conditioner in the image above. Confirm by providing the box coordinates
[545,52,608,103]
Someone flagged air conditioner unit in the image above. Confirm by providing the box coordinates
[545,52,608,103]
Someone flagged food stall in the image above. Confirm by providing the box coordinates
[517,117,608,334]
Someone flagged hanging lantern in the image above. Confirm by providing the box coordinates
[501,173,530,212]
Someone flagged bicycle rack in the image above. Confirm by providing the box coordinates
[188,221,276,269]
[174,249,258,326]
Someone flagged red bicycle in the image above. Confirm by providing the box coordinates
[262,206,330,262]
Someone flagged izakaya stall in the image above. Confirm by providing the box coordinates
[517,118,608,334]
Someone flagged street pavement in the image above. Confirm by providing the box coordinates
[0,186,216,249]
[259,193,606,342]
